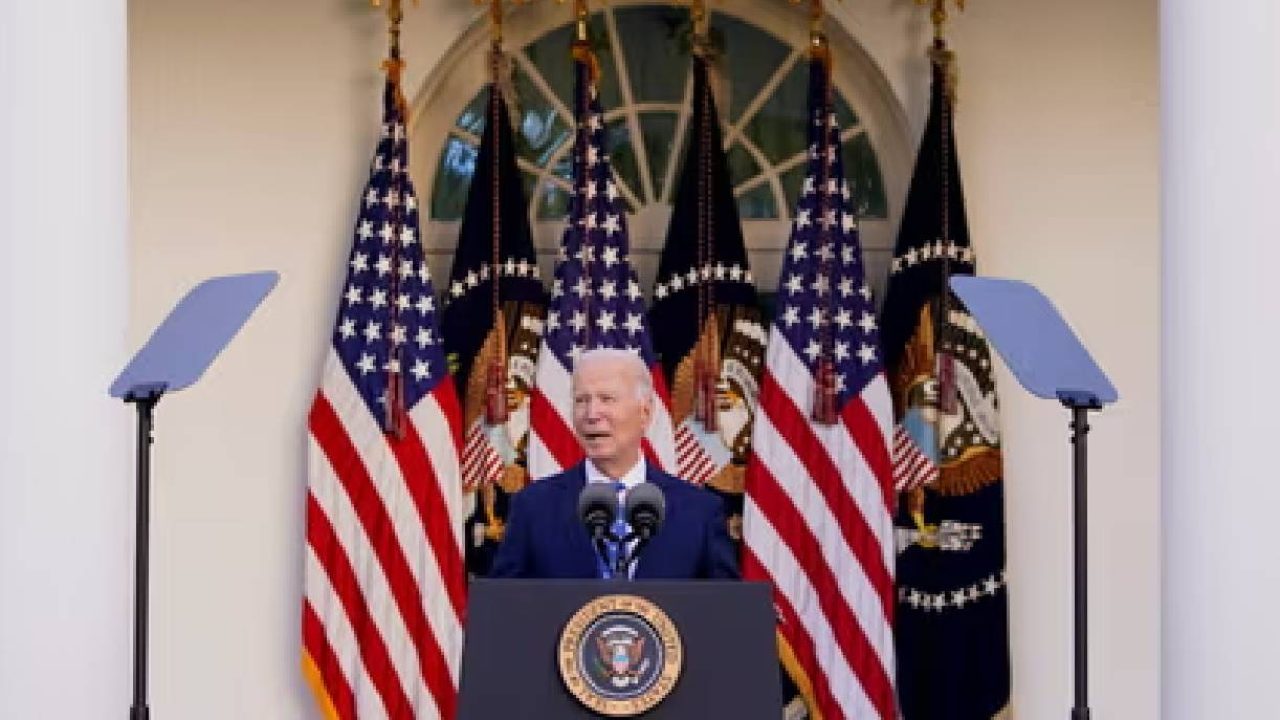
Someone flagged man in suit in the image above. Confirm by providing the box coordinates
[490,348,738,579]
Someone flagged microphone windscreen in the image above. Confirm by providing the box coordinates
[577,483,619,526]
[624,482,666,527]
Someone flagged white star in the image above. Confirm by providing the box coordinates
[365,188,380,207]
[545,311,560,331]
[842,246,856,265]
[375,255,391,276]
[384,190,400,209]
[404,193,417,212]
[465,270,478,288]
[807,307,825,329]
[654,283,668,300]
[834,341,850,361]
[834,308,852,329]
[504,257,517,276]
[714,262,726,280]
[623,313,643,335]
[478,264,490,281]
[811,275,830,296]
[626,281,642,301]
[356,353,376,374]
[790,242,808,262]
[905,247,919,266]
[857,312,877,334]
[841,214,857,234]
[802,176,815,195]
[686,268,698,285]
[596,311,616,332]
[411,359,431,381]
[517,259,530,277]
[573,277,590,297]
[567,343,584,362]
[395,294,410,312]
[450,281,464,297]
[415,327,434,348]
[345,285,363,305]
[599,280,617,301]
[785,274,804,295]
[803,340,821,361]
[859,284,873,301]
[569,311,587,333]
[601,246,619,267]
[729,264,743,281]
[601,214,621,236]
[379,222,395,244]
[416,295,433,315]
[362,322,382,343]
[606,181,619,202]
[857,343,877,365]
[399,259,414,280]
[338,317,356,340]
[795,209,811,228]
[368,288,388,309]
[815,244,834,263]
[838,278,854,297]
[782,305,800,327]
[552,279,564,298]
[670,275,684,292]
[586,146,600,166]
[399,226,415,246]
[350,252,369,274]
[389,324,406,345]
[357,220,374,242]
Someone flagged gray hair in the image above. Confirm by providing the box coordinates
[572,347,653,401]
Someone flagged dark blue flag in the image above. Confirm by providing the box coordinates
[880,48,1012,720]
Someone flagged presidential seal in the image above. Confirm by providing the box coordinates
[558,594,683,717]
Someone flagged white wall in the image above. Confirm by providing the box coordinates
[127,0,1158,717]
[1,1,132,716]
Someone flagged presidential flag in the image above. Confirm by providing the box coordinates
[881,46,1011,720]
[650,50,765,501]
[303,64,466,720]
[440,71,548,578]
[527,42,676,479]
[741,49,897,719]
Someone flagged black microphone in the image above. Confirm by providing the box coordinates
[577,483,618,543]
[624,482,666,542]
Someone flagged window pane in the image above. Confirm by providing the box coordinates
[536,155,573,220]
[509,65,572,167]
[455,91,488,136]
[778,163,806,215]
[614,6,692,105]
[844,132,887,218]
[606,117,643,203]
[725,142,761,188]
[431,135,478,221]
[639,112,679,199]
[522,13,622,114]
[709,13,790,124]
[740,60,808,165]
[834,91,860,129]
[737,183,777,219]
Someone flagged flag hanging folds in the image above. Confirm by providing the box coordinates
[440,76,548,578]
[741,51,897,720]
[650,51,765,504]
[527,43,677,479]
[303,66,466,720]
[880,48,1011,720]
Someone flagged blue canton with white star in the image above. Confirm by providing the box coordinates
[773,60,885,405]
[543,62,656,369]
[331,82,447,424]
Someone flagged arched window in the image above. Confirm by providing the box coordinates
[410,0,910,297]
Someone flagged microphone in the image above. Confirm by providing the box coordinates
[624,482,666,542]
[577,483,618,542]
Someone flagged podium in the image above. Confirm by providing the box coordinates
[459,580,782,719]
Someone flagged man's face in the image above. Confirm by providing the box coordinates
[571,358,651,470]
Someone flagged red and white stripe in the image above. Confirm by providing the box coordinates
[461,420,504,492]
[674,419,730,485]
[304,349,466,720]
[892,423,939,492]
[742,329,897,719]
[527,341,676,480]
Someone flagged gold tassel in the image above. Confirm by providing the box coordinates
[811,357,838,425]
[483,314,509,424]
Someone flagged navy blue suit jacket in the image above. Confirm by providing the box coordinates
[488,462,739,579]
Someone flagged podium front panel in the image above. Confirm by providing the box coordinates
[459,579,782,719]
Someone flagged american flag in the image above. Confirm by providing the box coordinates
[741,55,897,719]
[526,50,677,479]
[303,72,466,720]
